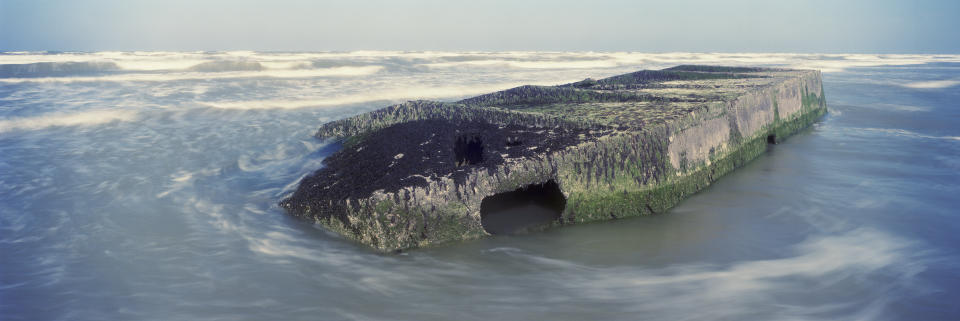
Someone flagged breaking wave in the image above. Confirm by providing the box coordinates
[187,60,264,72]
[422,59,621,69]
[4,52,960,78]
[0,65,384,83]
[197,82,548,109]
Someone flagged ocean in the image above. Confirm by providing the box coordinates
[1,51,959,320]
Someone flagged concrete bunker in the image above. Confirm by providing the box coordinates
[281,67,828,252]
[479,180,566,235]
[455,135,484,166]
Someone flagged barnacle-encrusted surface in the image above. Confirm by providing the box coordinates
[280,65,827,252]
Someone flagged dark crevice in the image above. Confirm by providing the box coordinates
[455,135,484,166]
[480,180,565,235]
[767,134,777,144]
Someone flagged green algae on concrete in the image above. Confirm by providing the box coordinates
[280,65,828,252]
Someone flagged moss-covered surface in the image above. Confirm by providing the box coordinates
[561,101,826,224]
[280,65,827,252]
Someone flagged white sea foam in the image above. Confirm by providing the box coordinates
[197,82,552,110]
[156,168,218,199]
[0,65,383,83]
[247,231,324,261]
[0,52,205,70]
[852,127,960,142]
[4,52,960,79]
[0,110,138,133]
[491,228,925,320]
[607,52,960,73]
[614,230,902,290]
[413,52,960,73]
[423,59,621,69]
[0,51,362,73]
[873,103,931,112]
[901,80,960,89]
[113,58,209,71]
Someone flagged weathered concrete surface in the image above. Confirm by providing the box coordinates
[280,65,827,252]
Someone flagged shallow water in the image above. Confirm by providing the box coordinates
[1,52,959,320]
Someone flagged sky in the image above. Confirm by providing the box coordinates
[1,0,958,53]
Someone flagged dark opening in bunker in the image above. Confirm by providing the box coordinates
[479,180,566,235]
[767,134,777,144]
[455,135,484,166]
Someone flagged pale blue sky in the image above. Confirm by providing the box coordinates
[1,0,958,53]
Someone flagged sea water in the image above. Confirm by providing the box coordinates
[1,52,959,320]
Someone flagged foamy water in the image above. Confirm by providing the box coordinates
[1,51,959,321]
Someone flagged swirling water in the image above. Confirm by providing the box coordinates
[1,52,959,320]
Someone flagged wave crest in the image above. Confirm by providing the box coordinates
[187,60,263,72]
[197,82,549,110]
[0,65,384,83]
